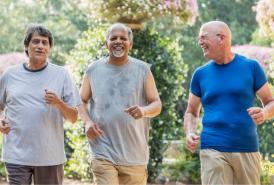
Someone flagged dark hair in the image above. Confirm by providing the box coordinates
[24,24,53,56]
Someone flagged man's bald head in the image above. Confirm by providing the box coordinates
[200,21,232,45]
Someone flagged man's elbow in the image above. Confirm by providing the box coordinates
[155,100,162,116]
[70,116,78,124]
[68,109,78,124]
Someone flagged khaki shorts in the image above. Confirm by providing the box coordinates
[200,149,261,185]
[91,159,147,185]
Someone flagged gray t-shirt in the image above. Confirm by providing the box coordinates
[87,56,151,165]
[0,62,81,166]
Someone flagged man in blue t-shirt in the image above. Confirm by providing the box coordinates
[184,21,274,185]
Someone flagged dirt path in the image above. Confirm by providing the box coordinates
[0,178,93,185]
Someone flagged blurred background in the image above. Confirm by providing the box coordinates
[0,0,273,184]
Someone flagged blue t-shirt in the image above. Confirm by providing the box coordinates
[190,54,267,152]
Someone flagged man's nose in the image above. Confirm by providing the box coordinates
[114,38,123,43]
[37,41,44,48]
[197,39,204,47]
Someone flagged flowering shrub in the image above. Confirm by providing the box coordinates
[255,0,274,42]
[0,52,27,75]
[89,0,198,25]
[232,45,274,78]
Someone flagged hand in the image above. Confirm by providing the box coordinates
[185,133,200,153]
[45,89,62,108]
[0,119,11,134]
[124,105,145,119]
[85,121,103,140]
[247,107,266,125]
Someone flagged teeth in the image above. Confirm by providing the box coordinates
[112,50,125,57]
[114,46,123,50]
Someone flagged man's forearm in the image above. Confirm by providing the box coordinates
[184,112,198,135]
[57,101,78,123]
[78,104,93,124]
[142,100,162,118]
[263,100,274,120]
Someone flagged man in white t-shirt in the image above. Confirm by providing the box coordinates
[0,24,81,185]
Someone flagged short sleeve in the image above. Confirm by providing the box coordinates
[0,73,8,110]
[253,61,267,92]
[190,69,201,97]
[62,71,82,107]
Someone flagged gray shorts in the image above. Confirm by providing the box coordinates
[5,162,63,185]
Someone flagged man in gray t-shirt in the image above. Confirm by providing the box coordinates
[78,23,162,185]
[0,25,81,185]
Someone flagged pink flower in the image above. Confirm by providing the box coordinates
[0,52,27,75]
[232,45,274,76]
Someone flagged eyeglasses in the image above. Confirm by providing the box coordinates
[197,33,223,43]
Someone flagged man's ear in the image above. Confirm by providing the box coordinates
[220,34,225,41]
[129,42,133,49]
[24,46,28,56]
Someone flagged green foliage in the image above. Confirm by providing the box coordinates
[67,24,188,182]
[261,160,274,185]
[0,0,91,65]
[258,109,274,161]
[168,149,201,184]
[256,86,274,162]
[0,135,6,178]
[251,29,273,47]
[131,28,188,182]
[64,123,92,181]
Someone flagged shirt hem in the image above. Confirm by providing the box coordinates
[91,156,148,166]
[201,146,258,152]
[2,158,66,166]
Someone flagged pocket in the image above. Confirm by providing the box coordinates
[91,159,113,173]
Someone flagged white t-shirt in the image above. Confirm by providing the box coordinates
[0,62,81,166]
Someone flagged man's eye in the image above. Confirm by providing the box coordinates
[32,40,40,44]
[42,41,49,45]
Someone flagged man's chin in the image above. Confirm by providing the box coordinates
[30,56,47,62]
[203,53,209,59]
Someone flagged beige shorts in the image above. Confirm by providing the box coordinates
[200,149,261,185]
[91,158,147,185]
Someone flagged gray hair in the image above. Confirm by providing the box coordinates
[105,23,133,43]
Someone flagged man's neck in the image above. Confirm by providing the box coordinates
[108,55,129,66]
[27,59,47,70]
[214,51,235,65]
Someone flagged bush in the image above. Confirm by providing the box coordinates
[64,123,91,181]
[167,146,201,184]
[261,160,274,185]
